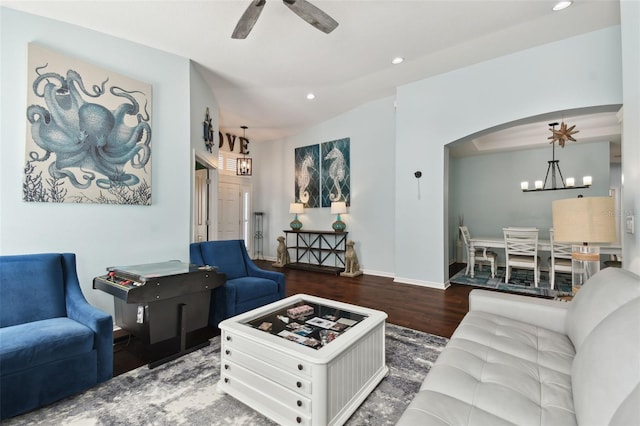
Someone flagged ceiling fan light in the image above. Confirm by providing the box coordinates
[306,93,315,100]
[552,1,573,11]
[392,57,404,65]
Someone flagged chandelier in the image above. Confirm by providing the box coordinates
[521,121,591,192]
[236,125,252,176]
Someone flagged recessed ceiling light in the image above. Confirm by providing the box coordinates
[552,1,572,11]
[392,57,404,65]
[306,93,315,100]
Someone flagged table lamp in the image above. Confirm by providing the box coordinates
[289,203,304,230]
[552,196,616,294]
[330,202,347,232]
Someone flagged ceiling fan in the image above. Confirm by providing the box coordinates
[232,0,339,39]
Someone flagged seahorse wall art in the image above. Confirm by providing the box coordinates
[321,138,350,208]
[294,144,320,208]
[23,43,152,205]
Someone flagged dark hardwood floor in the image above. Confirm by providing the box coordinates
[113,262,472,376]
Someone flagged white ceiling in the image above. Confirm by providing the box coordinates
[2,0,621,144]
[448,106,622,161]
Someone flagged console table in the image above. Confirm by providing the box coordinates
[284,230,348,275]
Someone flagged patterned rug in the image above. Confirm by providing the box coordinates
[450,265,573,298]
[5,324,448,426]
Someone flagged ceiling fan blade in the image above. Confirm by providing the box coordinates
[232,0,266,39]
[283,0,339,34]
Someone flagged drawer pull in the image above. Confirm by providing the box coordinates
[224,378,229,384]
[226,335,232,341]
[296,417,302,424]
[296,381,302,388]
[297,400,302,407]
[225,350,231,355]
[224,364,229,370]
[297,364,303,371]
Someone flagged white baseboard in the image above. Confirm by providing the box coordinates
[393,276,449,290]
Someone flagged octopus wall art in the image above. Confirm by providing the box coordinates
[23,44,152,205]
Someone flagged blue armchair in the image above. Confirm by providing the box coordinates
[0,253,113,419]
[190,240,285,327]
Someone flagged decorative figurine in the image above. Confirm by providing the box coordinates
[272,236,290,267]
[341,240,362,277]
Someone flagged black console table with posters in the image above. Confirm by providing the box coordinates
[283,230,348,275]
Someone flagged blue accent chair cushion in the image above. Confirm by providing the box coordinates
[0,253,113,420]
[190,240,285,327]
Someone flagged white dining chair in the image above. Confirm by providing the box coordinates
[549,228,572,290]
[460,225,497,278]
[503,227,540,287]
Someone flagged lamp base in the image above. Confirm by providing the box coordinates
[290,219,302,230]
[571,245,600,295]
[332,219,346,232]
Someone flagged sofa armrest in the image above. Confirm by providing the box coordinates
[62,254,113,382]
[246,262,286,297]
[469,289,569,334]
[67,300,114,382]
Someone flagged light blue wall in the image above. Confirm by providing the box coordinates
[395,26,624,287]
[449,142,611,264]
[0,8,193,316]
[189,63,220,242]
[253,96,397,276]
[620,1,640,274]
[189,63,220,166]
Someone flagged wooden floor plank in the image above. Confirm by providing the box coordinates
[256,260,472,339]
[113,261,472,375]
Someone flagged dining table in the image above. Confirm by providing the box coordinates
[468,237,622,278]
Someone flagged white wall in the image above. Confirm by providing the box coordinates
[253,96,397,276]
[0,8,193,316]
[395,26,624,288]
[620,0,640,275]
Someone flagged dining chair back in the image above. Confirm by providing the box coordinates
[503,227,541,287]
[549,228,573,289]
[549,228,572,289]
[459,225,497,278]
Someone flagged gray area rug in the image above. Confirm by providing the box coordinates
[450,265,573,298]
[5,323,448,425]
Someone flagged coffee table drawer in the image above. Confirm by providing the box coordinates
[223,347,312,395]
[223,331,312,377]
[221,361,312,418]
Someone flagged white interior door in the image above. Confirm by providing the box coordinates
[194,168,209,242]
[218,182,241,240]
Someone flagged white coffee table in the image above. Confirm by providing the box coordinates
[217,294,388,426]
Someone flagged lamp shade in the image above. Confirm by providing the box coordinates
[289,203,304,214]
[552,197,617,243]
[330,202,347,214]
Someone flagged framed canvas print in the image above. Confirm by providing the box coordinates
[294,144,320,208]
[23,43,153,205]
[321,138,350,207]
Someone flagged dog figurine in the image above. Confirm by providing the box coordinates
[341,240,362,277]
[273,236,290,267]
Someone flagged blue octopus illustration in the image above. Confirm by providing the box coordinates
[26,66,151,190]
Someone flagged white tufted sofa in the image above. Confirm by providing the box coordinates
[396,267,640,425]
